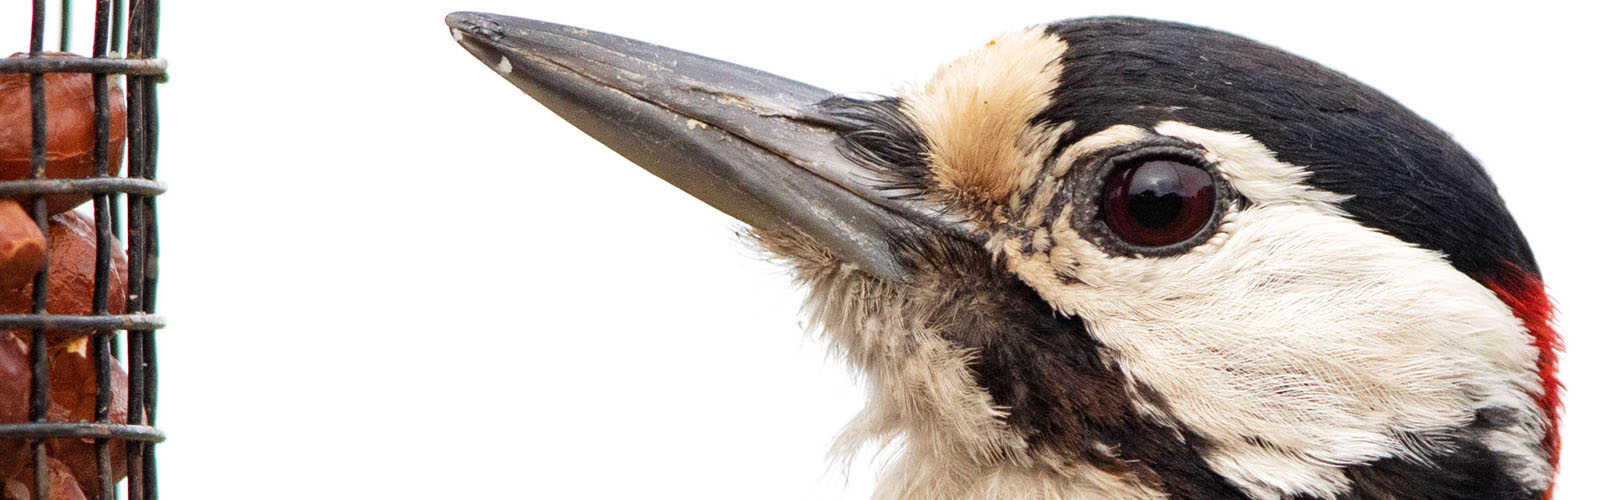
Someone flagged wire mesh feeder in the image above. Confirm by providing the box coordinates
[0,1,166,499]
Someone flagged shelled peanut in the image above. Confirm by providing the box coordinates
[0,52,127,215]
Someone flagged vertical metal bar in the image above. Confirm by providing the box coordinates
[110,194,124,242]
[109,0,126,363]
[121,108,147,499]
[122,99,147,499]
[109,0,126,244]
[137,3,159,498]
[59,0,71,51]
[107,0,128,367]
[90,0,118,498]
[122,187,145,500]
[110,0,124,55]
[29,1,54,499]
[122,1,157,498]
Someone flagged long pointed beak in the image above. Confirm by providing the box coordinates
[446,12,934,283]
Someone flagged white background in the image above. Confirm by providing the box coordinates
[4,1,1597,498]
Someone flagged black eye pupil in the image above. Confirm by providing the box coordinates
[1102,159,1216,248]
[1127,161,1186,228]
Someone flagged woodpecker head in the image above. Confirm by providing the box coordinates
[448,13,1561,500]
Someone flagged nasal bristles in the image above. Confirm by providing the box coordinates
[822,95,931,193]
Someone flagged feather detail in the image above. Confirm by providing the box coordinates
[1480,265,1563,495]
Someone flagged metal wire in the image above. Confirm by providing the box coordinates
[0,57,167,76]
[0,314,165,331]
[0,423,163,442]
[0,178,166,197]
[1,0,165,498]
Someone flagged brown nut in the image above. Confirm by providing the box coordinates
[0,53,127,215]
[0,211,128,345]
[0,333,129,500]
[0,200,45,289]
[45,339,128,500]
[0,334,29,484]
[2,456,88,500]
[43,337,127,425]
[0,334,28,424]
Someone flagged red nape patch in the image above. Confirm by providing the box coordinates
[1480,265,1563,487]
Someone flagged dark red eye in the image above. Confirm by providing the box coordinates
[1102,159,1216,248]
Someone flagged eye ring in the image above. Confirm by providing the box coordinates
[1070,144,1232,257]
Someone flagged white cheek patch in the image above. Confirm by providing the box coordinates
[1004,125,1550,497]
[1038,206,1543,496]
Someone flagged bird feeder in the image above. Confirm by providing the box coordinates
[0,1,165,499]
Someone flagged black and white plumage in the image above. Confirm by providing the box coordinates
[449,13,1561,500]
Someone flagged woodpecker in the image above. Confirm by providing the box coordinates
[447,13,1561,500]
